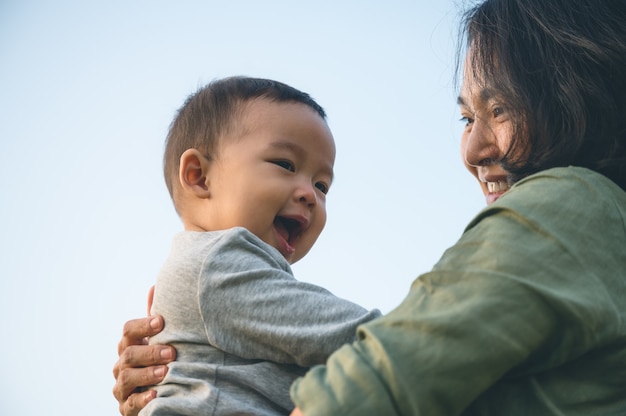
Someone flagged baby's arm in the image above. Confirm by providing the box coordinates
[200,229,382,366]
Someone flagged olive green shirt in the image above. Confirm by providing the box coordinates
[290,167,626,415]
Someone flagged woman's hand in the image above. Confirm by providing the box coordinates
[112,288,176,416]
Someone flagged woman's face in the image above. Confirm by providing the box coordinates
[458,62,516,205]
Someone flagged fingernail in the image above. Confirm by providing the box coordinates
[154,366,166,377]
[144,390,156,404]
[160,348,173,360]
[149,317,160,329]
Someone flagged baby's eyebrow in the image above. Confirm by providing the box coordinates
[269,140,305,155]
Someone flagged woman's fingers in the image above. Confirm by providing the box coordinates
[118,389,157,416]
[114,343,175,377]
[117,316,164,355]
[112,314,176,415]
[112,361,169,401]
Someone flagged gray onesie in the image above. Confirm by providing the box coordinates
[142,227,381,415]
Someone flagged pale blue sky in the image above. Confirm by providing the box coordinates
[0,1,484,414]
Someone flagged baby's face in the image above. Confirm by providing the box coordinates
[204,99,335,264]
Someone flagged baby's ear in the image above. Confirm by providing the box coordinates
[179,149,212,198]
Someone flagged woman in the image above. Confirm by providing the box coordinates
[113,0,626,414]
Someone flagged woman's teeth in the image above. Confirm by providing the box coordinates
[487,181,510,193]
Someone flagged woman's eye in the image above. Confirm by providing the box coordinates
[315,182,329,194]
[493,107,504,117]
[459,116,474,126]
[272,160,295,172]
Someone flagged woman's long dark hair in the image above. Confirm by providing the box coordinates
[458,0,626,189]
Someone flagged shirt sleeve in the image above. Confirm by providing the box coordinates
[290,171,621,415]
[198,228,382,367]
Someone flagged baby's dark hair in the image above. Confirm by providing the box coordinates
[163,76,326,200]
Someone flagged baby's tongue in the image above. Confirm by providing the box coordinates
[274,219,289,241]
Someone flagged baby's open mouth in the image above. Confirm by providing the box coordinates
[274,217,304,243]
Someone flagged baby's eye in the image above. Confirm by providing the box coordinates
[272,160,295,172]
[315,182,329,194]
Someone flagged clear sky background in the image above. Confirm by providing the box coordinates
[0,1,485,414]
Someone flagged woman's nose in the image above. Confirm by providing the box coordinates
[462,117,501,168]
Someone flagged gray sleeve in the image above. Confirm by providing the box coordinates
[198,228,382,367]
